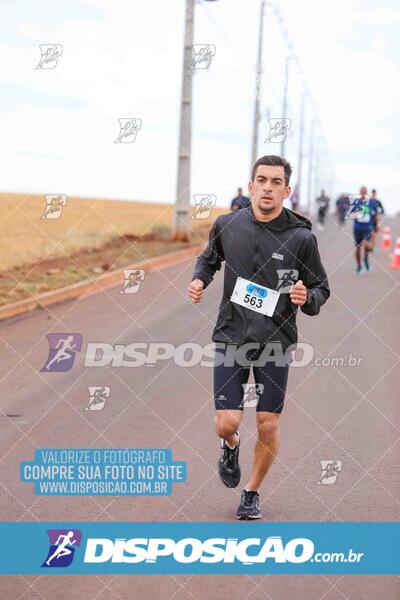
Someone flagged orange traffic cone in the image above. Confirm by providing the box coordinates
[381,226,391,249]
[390,236,400,269]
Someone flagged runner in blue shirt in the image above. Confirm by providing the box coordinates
[349,186,378,274]
[230,188,251,211]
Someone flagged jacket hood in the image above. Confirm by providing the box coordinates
[247,204,312,232]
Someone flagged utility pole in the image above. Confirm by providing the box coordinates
[306,122,314,216]
[313,135,319,208]
[280,56,290,157]
[173,0,195,242]
[250,0,266,171]
[297,86,305,207]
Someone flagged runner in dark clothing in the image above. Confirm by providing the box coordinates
[336,193,350,227]
[188,155,330,520]
[316,190,330,231]
[230,188,251,211]
[369,189,384,250]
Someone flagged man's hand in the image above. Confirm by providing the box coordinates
[188,279,205,304]
[290,279,308,306]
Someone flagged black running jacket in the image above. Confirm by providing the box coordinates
[191,204,330,350]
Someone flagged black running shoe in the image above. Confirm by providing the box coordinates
[236,489,262,520]
[218,432,240,488]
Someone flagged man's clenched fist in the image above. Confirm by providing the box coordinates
[289,279,308,306]
[188,279,205,304]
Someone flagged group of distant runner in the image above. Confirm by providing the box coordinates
[230,185,385,276]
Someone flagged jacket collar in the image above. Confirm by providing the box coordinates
[247,202,312,231]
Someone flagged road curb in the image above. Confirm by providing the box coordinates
[0,243,203,322]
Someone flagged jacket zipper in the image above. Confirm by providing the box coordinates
[244,222,261,338]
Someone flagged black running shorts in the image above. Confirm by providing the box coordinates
[213,342,291,414]
[354,228,371,246]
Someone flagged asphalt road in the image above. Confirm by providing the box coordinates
[1,213,399,599]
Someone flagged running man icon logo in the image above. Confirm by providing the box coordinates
[191,44,216,69]
[41,529,82,568]
[41,194,68,219]
[191,194,217,219]
[41,333,83,372]
[265,119,291,144]
[240,383,264,408]
[317,460,342,485]
[114,118,142,143]
[85,386,110,411]
[120,269,145,294]
[276,269,299,294]
[35,44,63,69]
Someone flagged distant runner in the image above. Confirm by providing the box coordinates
[336,193,350,228]
[349,186,378,274]
[188,155,330,520]
[369,189,384,251]
[230,188,251,211]
[316,190,330,231]
[290,183,300,212]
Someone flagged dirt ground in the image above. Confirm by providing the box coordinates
[0,193,223,306]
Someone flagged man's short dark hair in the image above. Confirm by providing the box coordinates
[251,155,292,186]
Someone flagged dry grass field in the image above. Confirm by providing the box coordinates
[0,193,227,271]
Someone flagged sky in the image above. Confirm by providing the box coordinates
[0,0,399,213]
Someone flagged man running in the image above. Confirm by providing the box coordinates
[369,189,384,251]
[350,186,378,274]
[335,193,350,228]
[188,155,330,520]
[230,187,251,211]
[316,189,330,231]
[290,184,299,212]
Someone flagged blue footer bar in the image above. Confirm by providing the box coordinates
[0,522,398,574]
